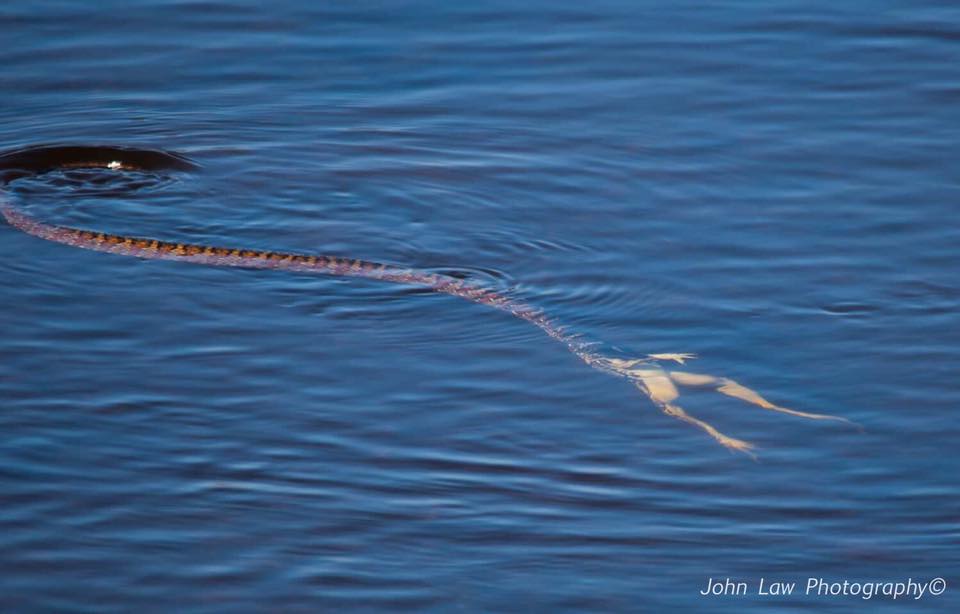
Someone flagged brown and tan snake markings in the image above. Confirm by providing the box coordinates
[0,144,854,456]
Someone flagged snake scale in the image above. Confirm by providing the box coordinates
[0,144,851,455]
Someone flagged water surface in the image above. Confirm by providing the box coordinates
[1,1,958,611]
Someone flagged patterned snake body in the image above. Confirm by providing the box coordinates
[0,145,576,354]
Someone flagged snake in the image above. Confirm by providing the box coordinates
[1,144,851,455]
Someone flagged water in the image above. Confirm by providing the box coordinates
[1,1,958,611]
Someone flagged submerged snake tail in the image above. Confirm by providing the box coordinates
[0,145,854,455]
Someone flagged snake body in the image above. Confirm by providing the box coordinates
[2,144,849,455]
[0,145,591,363]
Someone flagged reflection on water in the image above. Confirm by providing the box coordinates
[1,0,958,611]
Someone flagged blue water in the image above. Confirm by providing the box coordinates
[1,1,958,611]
